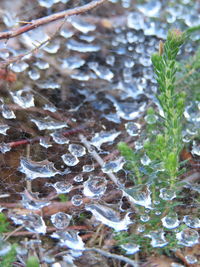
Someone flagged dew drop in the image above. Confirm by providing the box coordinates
[159,188,176,201]
[62,153,79,166]
[51,212,71,229]
[145,230,168,248]
[83,176,107,198]
[68,144,86,157]
[183,215,200,229]
[161,213,180,229]
[121,243,140,255]
[176,228,199,247]
[71,195,83,206]
[102,157,125,173]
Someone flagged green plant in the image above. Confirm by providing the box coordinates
[116,29,195,254]
[26,256,40,267]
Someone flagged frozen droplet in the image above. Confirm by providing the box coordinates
[62,153,79,166]
[68,144,86,157]
[61,56,85,70]
[137,225,145,233]
[127,12,145,30]
[10,61,28,73]
[184,102,200,123]
[82,165,94,172]
[50,131,69,144]
[21,191,50,210]
[83,176,107,198]
[102,112,121,124]
[185,255,197,264]
[145,230,168,248]
[51,230,85,250]
[34,59,49,70]
[137,1,161,17]
[90,130,121,150]
[67,39,100,52]
[0,143,11,153]
[88,62,114,81]
[191,141,200,156]
[139,55,152,67]
[121,243,140,255]
[71,195,83,206]
[79,34,95,43]
[70,16,96,33]
[28,68,40,80]
[46,181,72,194]
[161,213,180,229]
[10,88,35,108]
[141,154,151,166]
[125,122,141,136]
[0,238,11,256]
[0,124,9,135]
[176,228,199,247]
[51,212,71,229]
[60,28,74,39]
[10,213,46,234]
[74,174,83,183]
[2,12,18,27]
[1,104,16,119]
[19,157,65,180]
[123,185,152,209]
[85,204,132,231]
[183,215,200,229]
[102,157,125,173]
[43,42,60,54]
[159,188,176,201]
[70,70,90,81]
[31,117,68,130]
[140,214,150,222]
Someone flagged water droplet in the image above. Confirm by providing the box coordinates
[70,16,96,33]
[191,141,200,156]
[51,230,85,250]
[43,42,60,54]
[0,237,11,256]
[102,157,125,173]
[90,130,121,150]
[137,1,161,17]
[68,144,86,157]
[0,124,9,135]
[83,176,107,198]
[67,39,100,53]
[0,143,11,153]
[51,212,71,229]
[61,56,85,70]
[39,137,52,148]
[121,243,140,255]
[10,88,35,108]
[183,215,200,229]
[19,157,65,180]
[82,165,94,172]
[185,255,197,264]
[71,195,83,206]
[74,174,83,183]
[36,80,60,89]
[85,204,132,231]
[145,114,158,124]
[10,61,29,72]
[106,55,115,66]
[161,213,180,229]
[125,122,141,136]
[145,230,168,248]
[46,181,72,194]
[31,117,68,130]
[10,213,46,234]
[123,185,152,209]
[176,228,199,247]
[127,12,145,30]
[62,153,79,166]
[50,131,69,144]
[88,62,114,81]
[21,191,50,210]
[60,28,74,39]
[28,68,40,80]
[140,214,150,222]
[1,104,16,119]
[38,0,54,8]
[159,188,176,201]
[141,154,151,166]
[34,59,49,70]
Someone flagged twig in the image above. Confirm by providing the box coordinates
[84,248,137,267]
[0,0,107,40]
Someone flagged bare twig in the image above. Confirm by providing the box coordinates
[0,0,107,40]
[84,248,137,267]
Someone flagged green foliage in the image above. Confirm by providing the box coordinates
[26,256,40,267]
[0,244,17,267]
[0,213,9,233]
[58,194,68,202]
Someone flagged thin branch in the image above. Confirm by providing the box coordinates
[0,0,107,40]
[84,248,137,267]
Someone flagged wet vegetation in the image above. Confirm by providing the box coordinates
[0,0,199,266]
